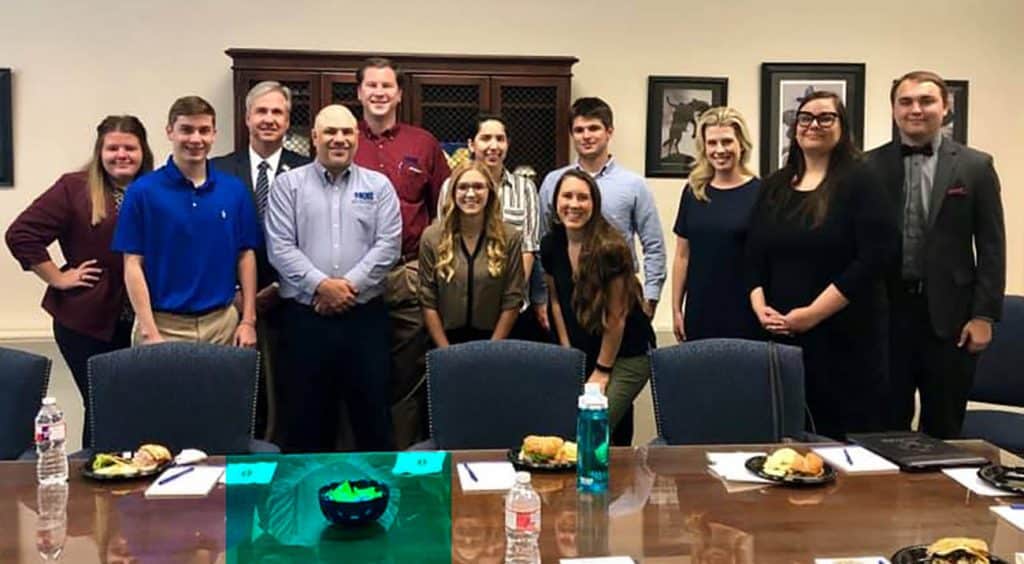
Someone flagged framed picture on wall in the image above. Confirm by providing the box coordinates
[759,63,865,175]
[890,79,968,144]
[0,69,12,187]
[645,76,728,178]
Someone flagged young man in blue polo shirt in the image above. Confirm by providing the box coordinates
[113,96,261,347]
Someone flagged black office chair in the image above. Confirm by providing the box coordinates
[87,342,278,455]
[0,346,51,459]
[961,295,1024,454]
[416,340,586,450]
[650,338,816,445]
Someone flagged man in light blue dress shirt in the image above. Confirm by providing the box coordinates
[537,97,666,316]
[266,104,402,452]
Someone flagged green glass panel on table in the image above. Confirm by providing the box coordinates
[224,452,452,564]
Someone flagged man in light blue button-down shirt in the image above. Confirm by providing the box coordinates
[266,104,401,453]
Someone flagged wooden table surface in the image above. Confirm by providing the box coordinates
[1,443,1022,563]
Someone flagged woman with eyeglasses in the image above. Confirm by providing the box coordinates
[420,160,524,347]
[671,107,762,342]
[745,91,897,439]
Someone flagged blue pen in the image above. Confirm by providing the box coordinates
[843,448,854,466]
[1010,503,1024,510]
[157,466,194,485]
[462,463,479,482]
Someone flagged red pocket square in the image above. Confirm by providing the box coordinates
[946,185,968,196]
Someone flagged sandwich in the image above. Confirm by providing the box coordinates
[926,537,990,564]
[132,444,172,471]
[521,435,565,463]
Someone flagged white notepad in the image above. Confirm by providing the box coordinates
[944,468,1019,497]
[990,505,1024,532]
[145,466,224,499]
[812,446,900,474]
[706,452,774,484]
[457,461,517,492]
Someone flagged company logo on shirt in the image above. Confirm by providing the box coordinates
[353,191,375,202]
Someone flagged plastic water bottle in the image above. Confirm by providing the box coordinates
[35,397,68,485]
[504,471,541,564]
[36,482,68,560]
[577,382,609,493]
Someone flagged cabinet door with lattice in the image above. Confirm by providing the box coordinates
[492,77,570,182]
[408,75,490,163]
[322,73,364,125]
[235,72,321,158]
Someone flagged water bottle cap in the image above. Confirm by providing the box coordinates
[42,397,56,406]
[515,471,531,484]
[579,383,608,409]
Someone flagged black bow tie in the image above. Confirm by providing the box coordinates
[900,143,934,157]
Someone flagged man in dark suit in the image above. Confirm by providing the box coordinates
[865,70,1005,438]
[211,81,311,440]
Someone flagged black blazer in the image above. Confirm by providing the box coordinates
[210,148,311,288]
[864,139,1005,338]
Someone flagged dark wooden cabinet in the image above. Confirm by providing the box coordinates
[225,49,577,179]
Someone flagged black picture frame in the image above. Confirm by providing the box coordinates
[645,75,728,178]
[0,69,11,187]
[759,63,865,175]
[890,79,968,144]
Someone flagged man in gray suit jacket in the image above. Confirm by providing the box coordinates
[865,70,1005,438]
[211,81,311,440]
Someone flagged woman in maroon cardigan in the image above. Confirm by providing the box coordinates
[5,115,153,446]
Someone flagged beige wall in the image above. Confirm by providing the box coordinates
[1,0,1022,338]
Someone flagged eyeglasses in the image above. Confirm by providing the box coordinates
[795,111,839,128]
[454,182,487,192]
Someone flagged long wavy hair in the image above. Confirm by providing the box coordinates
[85,115,154,226]
[551,169,642,334]
[687,106,755,202]
[764,91,861,227]
[435,161,508,282]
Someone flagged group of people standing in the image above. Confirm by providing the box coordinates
[671,71,1005,440]
[5,62,1004,454]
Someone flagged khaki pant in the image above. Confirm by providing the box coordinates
[386,260,428,449]
[134,306,239,346]
[605,354,651,432]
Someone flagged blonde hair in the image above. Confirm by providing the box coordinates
[86,116,154,226]
[686,107,755,202]
[435,161,508,282]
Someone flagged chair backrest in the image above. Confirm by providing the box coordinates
[971,295,1024,407]
[88,342,258,454]
[426,340,586,450]
[650,338,805,445]
[0,347,52,459]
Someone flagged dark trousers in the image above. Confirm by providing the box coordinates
[509,306,555,344]
[278,299,394,453]
[52,319,132,448]
[889,286,978,438]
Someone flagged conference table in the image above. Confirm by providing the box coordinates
[1,442,1022,563]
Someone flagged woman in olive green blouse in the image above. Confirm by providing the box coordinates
[419,161,525,347]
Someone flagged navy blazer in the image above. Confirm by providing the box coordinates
[210,147,311,288]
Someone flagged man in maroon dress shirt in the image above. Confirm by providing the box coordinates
[354,57,450,448]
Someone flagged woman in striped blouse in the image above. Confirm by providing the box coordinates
[438,113,547,340]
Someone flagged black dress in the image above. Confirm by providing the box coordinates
[745,164,897,439]
[673,179,763,340]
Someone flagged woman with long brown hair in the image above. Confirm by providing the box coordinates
[6,115,154,446]
[419,160,524,346]
[671,107,762,342]
[541,169,654,436]
[746,91,896,439]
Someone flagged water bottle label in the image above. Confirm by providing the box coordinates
[35,422,65,443]
[505,510,538,532]
[35,423,49,443]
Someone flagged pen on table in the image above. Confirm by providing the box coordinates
[843,448,854,466]
[157,466,195,485]
[462,463,479,482]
